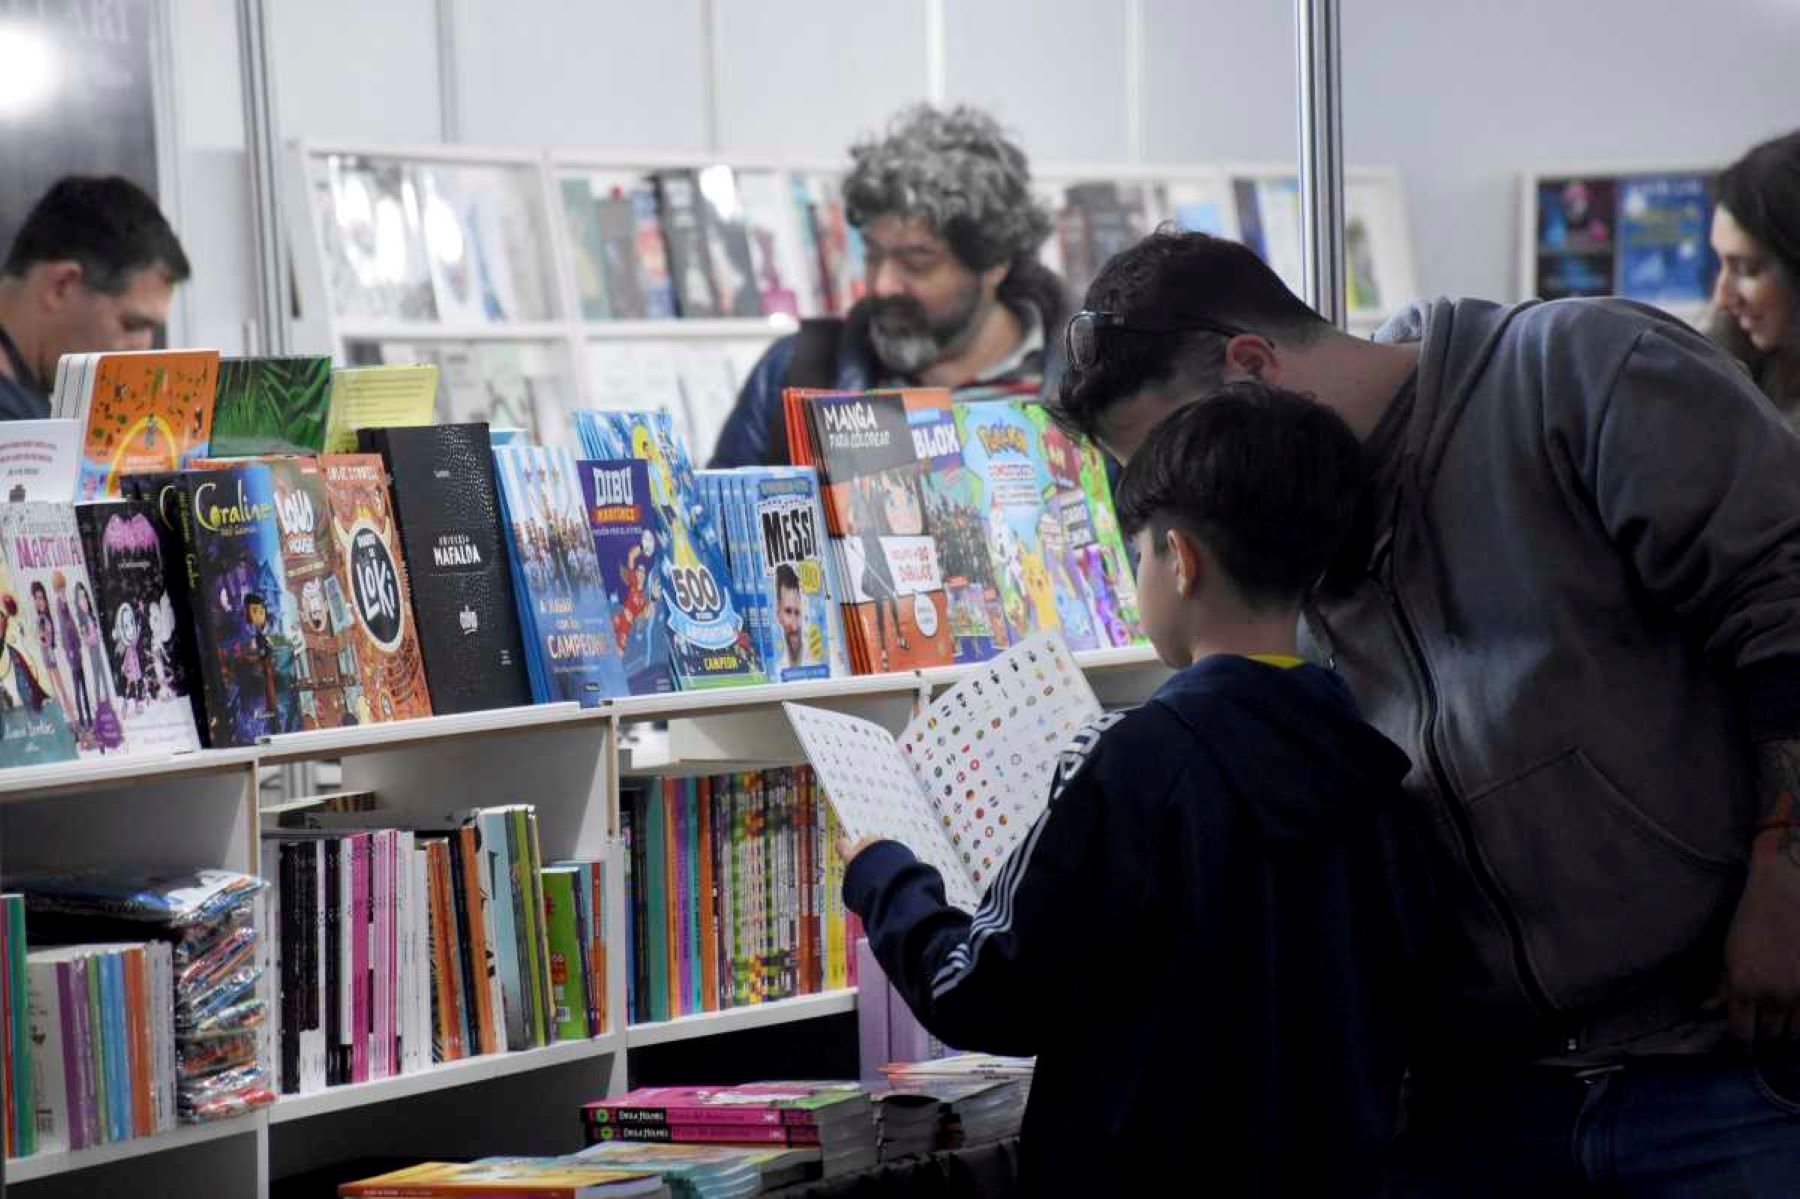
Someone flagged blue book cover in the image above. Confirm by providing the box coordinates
[952,400,1069,647]
[578,458,673,696]
[1617,174,1716,305]
[573,411,763,689]
[492,446,629,706]
[744,468,848,681]
[100,952,128,1143]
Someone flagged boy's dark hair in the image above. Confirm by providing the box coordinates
[1052,231,1330,442]
[1114,382,1364,609]
[3,176,191,293]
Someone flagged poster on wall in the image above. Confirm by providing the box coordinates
[0,0,160,257]
[1616,174,1716,306]
[1534,176,1617,300]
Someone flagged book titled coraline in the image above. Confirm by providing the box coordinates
[174,465,304,746]
[580,458,673,696]
[574,410,763,689]
[493,445,628,706]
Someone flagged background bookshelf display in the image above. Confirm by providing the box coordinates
[287,143,1419,467]
[3,646,1170,1195]
[1518,164,1720,323]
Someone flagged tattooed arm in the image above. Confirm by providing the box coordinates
[1724,738,1800,1043]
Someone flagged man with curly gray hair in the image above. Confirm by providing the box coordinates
[710,104,1065,466]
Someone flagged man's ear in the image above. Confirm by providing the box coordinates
[1221,334,1281,385]
[1166,527,1207,599]
[978,261,1008,296]
[33,261,86,310]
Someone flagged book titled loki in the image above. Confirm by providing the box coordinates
[360,423,532,714]
[174,464,305,746]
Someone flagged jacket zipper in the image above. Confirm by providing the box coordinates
[1376,573,1559,1024]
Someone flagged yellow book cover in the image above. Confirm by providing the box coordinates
[322,364,439,453]
[338,1158,661,1196]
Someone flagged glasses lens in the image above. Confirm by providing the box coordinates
[1067,314,1098,371]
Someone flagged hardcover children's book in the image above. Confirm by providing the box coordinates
[320,455,434,724]
[75,350,221,499]
[953,399,1063,647]
[208,356,335,457]
[73,502,203,755]
[904,391,1008,663]
[786,632,1101,912]
[493,446,629,706]
[574,410,762,689]
[579,459,673,696]
[0,503,129,758]
[265,458,356,728]
[743,467,849,682]
[115,473,212,739]
[0,419,79,503]
[0,517,80,767]
[175,465,304,746]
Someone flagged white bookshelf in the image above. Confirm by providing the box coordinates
[1,646,1169,1194]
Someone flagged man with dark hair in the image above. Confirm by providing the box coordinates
[0,176,191,420]
[1053,229,1800,1194]
[709,104,1064,467]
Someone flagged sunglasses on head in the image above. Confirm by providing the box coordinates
[1063,309,1247,373]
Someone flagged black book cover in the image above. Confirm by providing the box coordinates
[446,831,482,1055]
[623,788,649,1024]
[653,170,721,318]
[324,838,343,1087]
[697,166,764,318]
[115,474,211,742]
[279,842,301,1094]
[360,423,531,714]
[595,193,648,319]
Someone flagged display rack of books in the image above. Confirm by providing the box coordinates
[288,143,1419,472]
[1518,163,1719,321]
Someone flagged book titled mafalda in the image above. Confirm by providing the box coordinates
[174,465,304,746]
[493,445,628,706]
[361,423,532,714]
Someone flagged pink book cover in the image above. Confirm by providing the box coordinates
[370,830,391,1082]
[593,1121,821,1146]
[351,832,371,1084]
[388,832,402,1077]
[854,938,888,1083]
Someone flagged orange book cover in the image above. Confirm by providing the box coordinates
[696,777,719,1013]
[77,350,220,499]
[122,947,152,1137]
[456,827,499,1055]
[426,841,465,1062]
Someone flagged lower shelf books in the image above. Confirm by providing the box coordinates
[620,767,856,1026]
[336,1158,666,1197]
[582,1083,878,1177]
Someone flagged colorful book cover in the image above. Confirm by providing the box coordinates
[1535,176,1617,300]
[952,400,1064,645]
[1075,432,1143,644]
[339,1159,663,1196]
[1030,407,1138,648]
[580,459,674,696]
[802,392,955,672]
[1617,173,1716,305]
[746,468,848,681]
[320,455,433,724]
[322,365,439,455]
[630,183,679,320]
[75,350,220,500]
[695,165,764,318]
[0,503,128,758]
[539,866,587,1042]
[904,391,1009,663]
[72,502,203,755]
[493,446,629,706]
[176,464,304,745]
[208,356,335,457]
[574,411,763,689]
[267,459,356,728]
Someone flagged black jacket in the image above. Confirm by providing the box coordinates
[844,655,1424,1197]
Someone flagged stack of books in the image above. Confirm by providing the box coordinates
[581,1082,878,1177]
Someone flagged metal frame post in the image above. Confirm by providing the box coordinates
[1295,0,1346,329]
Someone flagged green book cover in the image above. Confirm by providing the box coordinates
[510,807,549,1046]
[84,954,107,1143]
[208,355,335,457]
[540,867,587,1042]
[5,896,30,1156]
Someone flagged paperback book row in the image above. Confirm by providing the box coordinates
[583,1082,877,1173]
[0,869,274,1157]
[263,802,608,1096]
[620,767,857,1026]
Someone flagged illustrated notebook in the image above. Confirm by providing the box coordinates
[785,631,1101,911]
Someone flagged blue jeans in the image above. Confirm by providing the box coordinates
[1389,1054,1800,1197]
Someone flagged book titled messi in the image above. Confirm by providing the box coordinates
[360,422,532,714]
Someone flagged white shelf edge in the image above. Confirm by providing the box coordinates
[0,746,258,803]
[337,321,571,343]
[608,674,921,723]
[626,989,857,1048]
[268,1033,623,1125]
[258,702,592,762]
[584,317,796,341]
[1071,645,1163,672]
[6,1111,264,1183]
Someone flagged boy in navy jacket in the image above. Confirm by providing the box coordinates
[841,383,1423,1196]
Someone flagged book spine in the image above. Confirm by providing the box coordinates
[26,960,69,1154]
[4,896,26,1156]
[643,786,667,1024]
[99,953,125,1143]
[444,832,477,1059]
[426,840,463,1062]
[593,1121,820,1146]
[516,808,554,1048]
[123,947,151,1138]
[370,829,391,1081]
[697,778,718,1014]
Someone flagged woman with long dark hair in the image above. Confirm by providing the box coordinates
[1709,131,1800,423]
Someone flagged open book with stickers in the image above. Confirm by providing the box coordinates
[784,631,1101,912]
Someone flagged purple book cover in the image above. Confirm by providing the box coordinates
[54,960,86,1150]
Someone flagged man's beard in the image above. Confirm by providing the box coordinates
[865,279,986,377]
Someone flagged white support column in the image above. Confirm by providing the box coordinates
[236,0,288,353]
[1294,0,1346,328]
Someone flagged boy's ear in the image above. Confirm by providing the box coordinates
[1165,527,1207,599]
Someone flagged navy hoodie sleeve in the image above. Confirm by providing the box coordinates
[843,713,1157,1055]
[707,335,795,467]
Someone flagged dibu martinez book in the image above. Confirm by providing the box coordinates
[746,468,848,681]
[208,356,335,457]
[174,465,304,746]
[904,391,1008,663]
[580,459,673,695]
[75,350,220,499]
[266,459,356,728]
[0,514,80,767]
[493,446,628,706]
[954,399,1064,646]
[574,410,762,689]
[801,391,954,672]
[73,502,203,755]
[0,503,129,758]
[360,423,532,714]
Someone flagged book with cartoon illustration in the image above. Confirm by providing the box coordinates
[0,511,83,767]
[73,501,203,755]
[208,356,335,457]
[904,391,1009,664]
[785,632,1101,912]
[743,467,850,682]
[74,350,221,499]
[265,458,357,728]
[573,410,763,689]
[1027,406,1141,649]
[579,458,674,696]
[493,446,629,706]
[952,399,1065,648]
